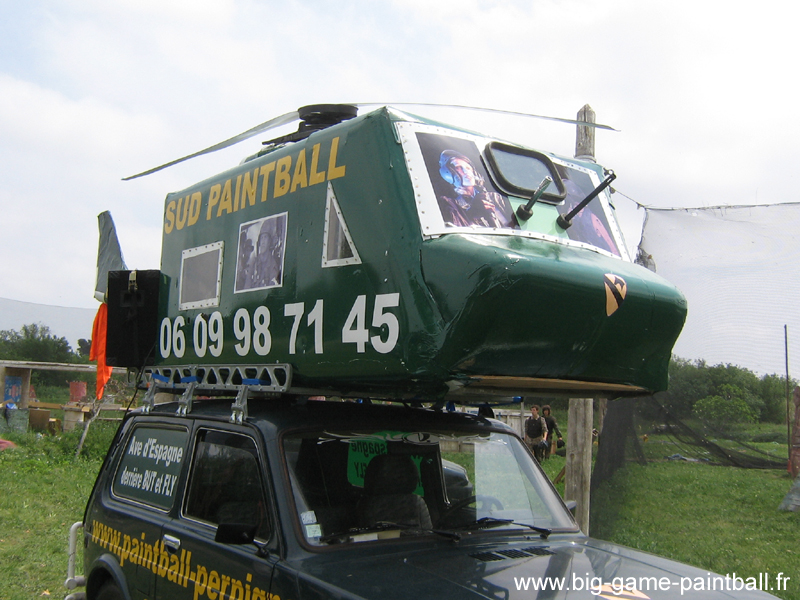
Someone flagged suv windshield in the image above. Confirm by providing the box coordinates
[284,428,575,545]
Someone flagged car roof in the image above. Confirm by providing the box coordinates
[135,396,506,436]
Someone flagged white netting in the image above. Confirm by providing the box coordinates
[637,203,800,376]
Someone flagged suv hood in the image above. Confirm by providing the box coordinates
[295,536,778,600]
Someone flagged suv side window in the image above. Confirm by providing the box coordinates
[184,429,271,539]
[112,425,189,511]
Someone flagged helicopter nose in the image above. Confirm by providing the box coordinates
[419,234,686,393]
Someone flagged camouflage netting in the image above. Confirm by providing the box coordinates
[591,396,787,491]
[592,202,800,488]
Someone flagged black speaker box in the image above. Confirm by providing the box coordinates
[106,270,162,368]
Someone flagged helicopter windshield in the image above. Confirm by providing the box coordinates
[483,142,566,202]
[284,427,576,546]
[399,122,627,260]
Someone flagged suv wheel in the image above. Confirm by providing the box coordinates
[95,581,124,600]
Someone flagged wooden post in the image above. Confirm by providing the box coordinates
[786,325,791,466]
[791,387,800,479]
[596,397,608,435]
[575,104,596,163]
[564,397,593,534]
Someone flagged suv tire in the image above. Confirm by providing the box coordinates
[95,581,124,600]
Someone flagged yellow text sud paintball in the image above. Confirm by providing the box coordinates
[164,137,346,234]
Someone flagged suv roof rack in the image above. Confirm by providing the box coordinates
[142,364,292,423]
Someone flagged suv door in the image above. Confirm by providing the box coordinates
[87,421,190,600]
[157,426,277,600]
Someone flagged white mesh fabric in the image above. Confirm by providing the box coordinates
[638,203,800,375]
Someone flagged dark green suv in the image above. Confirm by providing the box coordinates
[65,396,779,600]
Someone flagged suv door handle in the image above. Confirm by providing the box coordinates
[162,534,181,554]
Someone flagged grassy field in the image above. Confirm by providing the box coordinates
[0,421,117,600]
[591,454,800,600]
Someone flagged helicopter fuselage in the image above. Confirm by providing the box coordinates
[129,106,686,398]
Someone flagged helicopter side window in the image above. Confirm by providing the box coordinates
[179,241,223,310]
[322,183,361,268]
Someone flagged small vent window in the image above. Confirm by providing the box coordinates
[179,242,223,310]
[322,183,361,268]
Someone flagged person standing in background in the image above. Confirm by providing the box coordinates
[525,405,548,462]
[541,405,563,460]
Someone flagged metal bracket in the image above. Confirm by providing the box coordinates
[142,372,172,413]
[142,382,157,414]
[128,270,138,292]
[176,381,197,417]
[230,385,250,425]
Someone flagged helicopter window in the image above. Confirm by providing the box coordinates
[179,241,223,310]
[398,122,628,260]
[484,142,566,203]
[322,183,361,268]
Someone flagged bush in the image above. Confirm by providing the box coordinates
[657,357,796,423]
[693,394,757,424]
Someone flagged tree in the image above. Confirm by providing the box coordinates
[655,357,712,414]
[693,390,757,425]
[0,323,86,386]
[654,356,795,423]
[705,364,764,419]
[77,338,93,357]
[759,374,791,423]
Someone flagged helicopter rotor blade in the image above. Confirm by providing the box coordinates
[353,102,618,131]
[123,102,616,181]
[122,110,300,181]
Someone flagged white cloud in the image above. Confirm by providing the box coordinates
[0,74,167,165]
[1,0,799,315]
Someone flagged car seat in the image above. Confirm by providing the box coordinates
[357,453,432,530]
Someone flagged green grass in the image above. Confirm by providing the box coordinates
[592,461,800,600]
[0,422,118,600]
[539,452,567,497]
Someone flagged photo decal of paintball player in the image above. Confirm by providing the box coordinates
[438,150,516,229]
[558,167,620,256]
[235,212,288,292]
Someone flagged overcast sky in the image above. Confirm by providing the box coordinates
[1,0,797,311]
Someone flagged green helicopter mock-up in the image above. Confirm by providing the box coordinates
[107,104,686,401]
